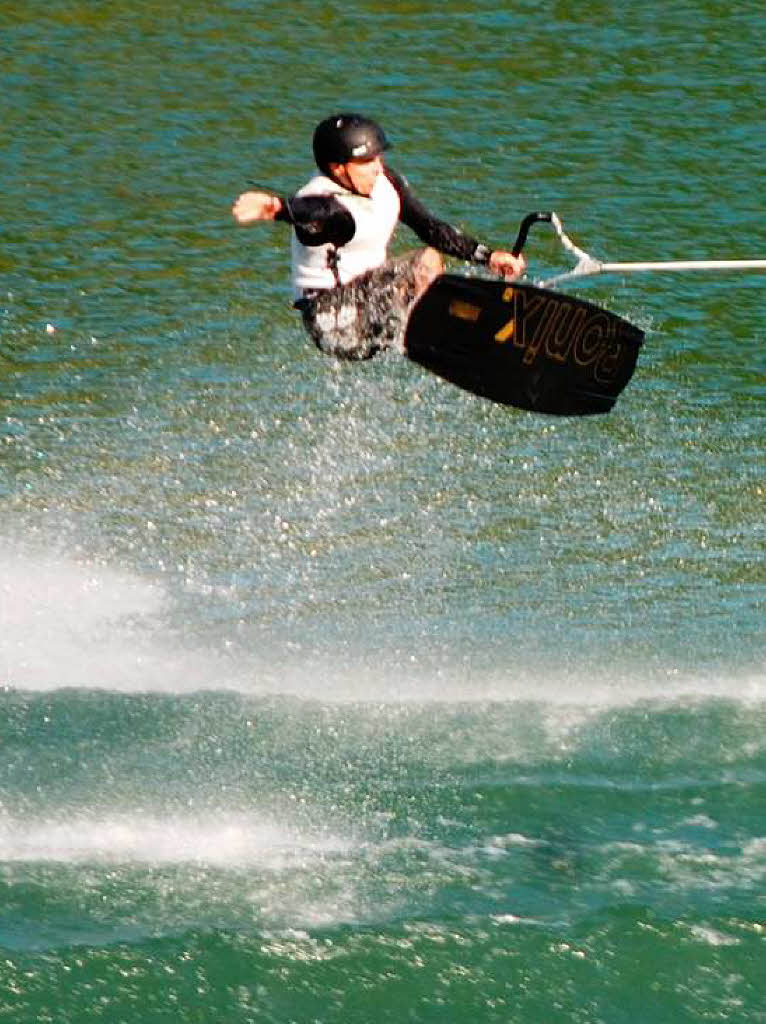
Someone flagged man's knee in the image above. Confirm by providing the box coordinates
[414,247,443,294]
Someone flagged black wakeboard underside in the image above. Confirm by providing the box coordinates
[404,274,644,415]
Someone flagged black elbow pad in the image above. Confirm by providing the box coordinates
[292,197,356,248]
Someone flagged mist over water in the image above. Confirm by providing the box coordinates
[2,545,761,705]
[2,0,764,1020]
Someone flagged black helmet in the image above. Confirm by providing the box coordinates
[312,113,390,174]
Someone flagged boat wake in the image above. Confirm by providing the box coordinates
[1,546,763,706]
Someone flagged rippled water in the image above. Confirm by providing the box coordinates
[1,1,764,1021]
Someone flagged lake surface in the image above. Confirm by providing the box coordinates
[1,1,764,1021]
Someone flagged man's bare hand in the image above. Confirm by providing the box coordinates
[232,191,283,225]
[489,250,526,280]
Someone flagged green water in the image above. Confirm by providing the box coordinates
[1,1,764,1021]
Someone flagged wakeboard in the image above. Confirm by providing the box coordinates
[404,274,644,415]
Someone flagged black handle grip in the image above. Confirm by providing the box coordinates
[511,211,554,257]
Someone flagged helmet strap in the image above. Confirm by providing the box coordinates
[327,162,368,199]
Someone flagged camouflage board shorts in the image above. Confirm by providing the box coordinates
[295,251,426,360]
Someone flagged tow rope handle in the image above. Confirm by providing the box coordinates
[511,210,599,269]
[510,210,766,286]
[511,211,555,257]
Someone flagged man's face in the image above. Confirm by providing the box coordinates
[331,154,384,196]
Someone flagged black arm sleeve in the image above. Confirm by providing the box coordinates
[275,194,356,247]
[386,167,492,264]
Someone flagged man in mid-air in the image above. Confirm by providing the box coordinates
[233,113,526,359]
